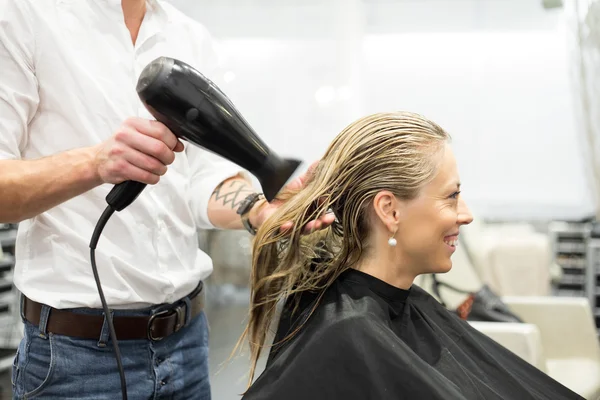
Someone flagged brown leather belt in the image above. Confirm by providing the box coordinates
[22,283,205,342]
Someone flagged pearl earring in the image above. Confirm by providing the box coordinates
[388,230,397,247]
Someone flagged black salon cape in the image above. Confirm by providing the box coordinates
[242,269,583,400]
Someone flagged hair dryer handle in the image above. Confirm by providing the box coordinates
[106,181,148,212]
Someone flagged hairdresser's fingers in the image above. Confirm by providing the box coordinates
[126,117,180,152]
[279,214,333,235]
[174,139,185,152]
[279,221,294,233]
[304,212,335,233]
[116,126,176,166]
[302,220,322,234]
[320,212,336,226]
[122,148,168,177]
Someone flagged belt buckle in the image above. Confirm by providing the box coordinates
[147,303,187,342]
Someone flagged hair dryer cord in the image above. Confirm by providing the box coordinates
[89,205,128,400]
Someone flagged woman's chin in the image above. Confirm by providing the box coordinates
[432,260,453,274]
[418,256,453,275]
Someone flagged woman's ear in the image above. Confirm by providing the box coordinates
[372,191,400,231]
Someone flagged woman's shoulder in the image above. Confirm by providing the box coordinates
[271,298,392,360]
[276,281,392,343]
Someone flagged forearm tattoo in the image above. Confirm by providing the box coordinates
[211,180,254,210]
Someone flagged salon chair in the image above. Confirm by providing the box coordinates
[498,296,600,400]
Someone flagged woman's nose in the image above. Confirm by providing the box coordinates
[458,197,473,225]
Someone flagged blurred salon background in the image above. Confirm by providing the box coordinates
[2,0,600,398]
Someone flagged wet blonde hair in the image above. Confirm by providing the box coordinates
[235,111,450,386]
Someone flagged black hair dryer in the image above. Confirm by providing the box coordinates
[106,56,301,211]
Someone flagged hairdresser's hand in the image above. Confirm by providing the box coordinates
[252,160,336,235]
[92,117,185,185]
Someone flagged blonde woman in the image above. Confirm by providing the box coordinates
[239,112,581,399]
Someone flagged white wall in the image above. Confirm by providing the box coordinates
[361,30,592,220]
[169,0,595,221]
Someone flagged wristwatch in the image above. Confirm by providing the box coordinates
[236,193,264,235]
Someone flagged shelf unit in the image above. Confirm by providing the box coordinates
[549,221,600,336]
[586,223,600,335]
[548,221,591,298]
[0,223,17,373]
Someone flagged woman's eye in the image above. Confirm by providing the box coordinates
[449,191,461,199]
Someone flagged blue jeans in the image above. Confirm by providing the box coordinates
[11,304,211,399]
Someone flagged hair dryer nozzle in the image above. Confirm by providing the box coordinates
[255,156,302,202]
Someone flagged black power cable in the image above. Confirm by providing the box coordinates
[89,205,128,400]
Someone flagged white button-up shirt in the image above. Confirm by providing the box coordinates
[0,0,244,309]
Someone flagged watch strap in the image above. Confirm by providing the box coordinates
[236,193,264,235]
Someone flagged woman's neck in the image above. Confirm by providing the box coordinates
[354,255,416,290]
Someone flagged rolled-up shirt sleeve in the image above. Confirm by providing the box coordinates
[0,0,39,160]
[186,144,250,230]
